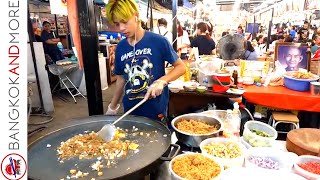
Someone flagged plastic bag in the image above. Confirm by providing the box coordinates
[263,61,286,86]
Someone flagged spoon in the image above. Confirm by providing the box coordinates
[97,98,147,142]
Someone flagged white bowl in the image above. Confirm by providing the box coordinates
[245,147,298,171]
[200,137,247,169]
[243,121,277,147]
[169,152,223,180]
[220,167,306,180]
[293,155,320,180]
[168,83,182,93]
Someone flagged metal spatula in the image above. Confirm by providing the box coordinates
[98,98,147,142]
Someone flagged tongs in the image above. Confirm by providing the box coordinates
[97,98,147,142]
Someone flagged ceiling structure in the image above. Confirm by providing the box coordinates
[215,0,265,12]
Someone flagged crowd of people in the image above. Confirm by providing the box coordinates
[151,19,320,61]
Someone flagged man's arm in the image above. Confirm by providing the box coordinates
[109,75,126,109]
[45,38,60,45]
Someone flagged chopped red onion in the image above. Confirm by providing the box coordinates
[248,156,280,170]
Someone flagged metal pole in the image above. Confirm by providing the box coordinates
[172,0,178,51]
[67,17,74,49]
[54,14,59,37]
[266,8,274,51]
[146,0,150,27]
[27,8,45,112]
[150,0,154,31]
[77,0,104,115]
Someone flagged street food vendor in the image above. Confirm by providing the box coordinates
[104,0,186,121]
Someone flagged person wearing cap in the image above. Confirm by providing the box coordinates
[153,18,173,43]
[104,0,186,121]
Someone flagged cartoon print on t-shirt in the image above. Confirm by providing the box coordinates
[124,57,153,100]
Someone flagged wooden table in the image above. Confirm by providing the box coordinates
[169,89,240,116]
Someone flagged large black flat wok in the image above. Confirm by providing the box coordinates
[28,115,179,180]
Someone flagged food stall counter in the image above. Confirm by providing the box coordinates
[243,85,320,112]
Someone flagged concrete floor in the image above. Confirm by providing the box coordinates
[28,83,122,144]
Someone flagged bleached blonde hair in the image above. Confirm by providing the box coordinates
[105,0,139,24]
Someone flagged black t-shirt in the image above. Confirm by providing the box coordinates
[41,30,64,62]
[191,35,215,55]
[297,27,309,41]
[41,30,60,54]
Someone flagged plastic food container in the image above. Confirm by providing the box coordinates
[220,167,307,180]
[243,121,277,147]
[196,86,207,93]
[200,137,247,169]
[293,155,320,180]
[169,152,223,180]
[284,74,319,92]
[183,81,198,91]
[245,147,298,171]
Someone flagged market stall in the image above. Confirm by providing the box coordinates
[243,85,320,112]
[27,0,320,180]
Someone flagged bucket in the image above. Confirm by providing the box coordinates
[212,73,231,92]
[196,60,224,87]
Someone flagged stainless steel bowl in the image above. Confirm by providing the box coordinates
[310,82,320,95]
[171,113,223,147]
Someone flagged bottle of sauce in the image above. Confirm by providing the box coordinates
[232,66,238,87]
[184,63,191,82]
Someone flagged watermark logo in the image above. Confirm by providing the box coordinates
[1,153,27,180]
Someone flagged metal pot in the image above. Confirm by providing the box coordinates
[171,113,223,147]
[28,115,180,180]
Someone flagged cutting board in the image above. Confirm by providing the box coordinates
[286,128,320,156]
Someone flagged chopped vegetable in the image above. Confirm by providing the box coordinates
[298,161,320,175]
[251,129,272,137]
[248,156,279,170]
[203,142,242,158]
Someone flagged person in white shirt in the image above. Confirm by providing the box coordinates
[154,18,173,43]
[177,20,190,59]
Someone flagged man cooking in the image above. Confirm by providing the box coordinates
[104,0,186,122]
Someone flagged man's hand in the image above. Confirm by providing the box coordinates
[145,80,167,99]
[105,103,120,115]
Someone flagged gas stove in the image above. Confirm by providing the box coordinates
[175,141,201,153]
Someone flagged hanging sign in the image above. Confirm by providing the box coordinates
[50,0,68,15]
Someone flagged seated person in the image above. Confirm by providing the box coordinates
[41,21,64,63]
[243,41,258,60]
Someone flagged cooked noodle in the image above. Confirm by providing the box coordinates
[176,119,217,135]
[57,131,139,160]
[290,71,314,79]
[172,154,221,180]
